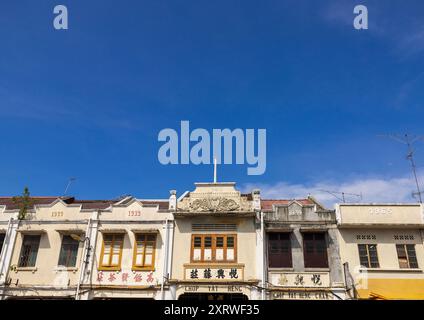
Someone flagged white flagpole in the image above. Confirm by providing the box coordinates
[213,157,217,183]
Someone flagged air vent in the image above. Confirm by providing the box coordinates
[356,234,376,240]
[192,224,237,232]
[394,234,414,241]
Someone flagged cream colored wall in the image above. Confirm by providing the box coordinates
[171,216,258,281]
[338,228,424,279]
[9,227,85,286]
[0,206,15,222]
[9,200,92,287]
[338,205,423,225]
[99,201,170,222]
[5,199,172,292]
[92,225,164,286]
[92,201,172,287]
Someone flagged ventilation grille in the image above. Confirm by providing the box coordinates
[394,234,414,241]
[192,224,237,232]
[356,234,376,240]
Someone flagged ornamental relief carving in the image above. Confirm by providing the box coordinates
[189,197,240,212]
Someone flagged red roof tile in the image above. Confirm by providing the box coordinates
[0,197,58,210]
[74,200,114,210]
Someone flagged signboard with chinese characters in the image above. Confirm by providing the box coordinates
[95,270,158,286]
[269,272,330,288]
[184,264,244,281]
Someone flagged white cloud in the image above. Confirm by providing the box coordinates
[241,172,424,209]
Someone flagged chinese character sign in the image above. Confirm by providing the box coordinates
[271,272,330,288]
[95,270,157,286]
[185,267,243,281]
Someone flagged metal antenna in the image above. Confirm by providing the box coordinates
[317,189,362,203]
[63,177,76,196]
[379,134,424,203]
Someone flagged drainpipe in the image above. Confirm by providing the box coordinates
[261,211,266,300]
[167,220,175,300]
[75,218,91,300]
[161,219,170,300]
[343,262,357,300]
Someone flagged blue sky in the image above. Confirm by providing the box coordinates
[1,0,424,205]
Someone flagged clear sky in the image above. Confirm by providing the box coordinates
[1,0,424,206]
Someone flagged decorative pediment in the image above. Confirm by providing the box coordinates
[178,182,253,213]
[288,201,303,216]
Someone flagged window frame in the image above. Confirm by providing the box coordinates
[57,235,80,268]
[267,232,292,268]
[396,244,419,269]
[302,232,329,268]
[358,244,380,268]
[99,233,124,271]
[0,233,5,256]
[18,234,41,268]
[132,233,157,271]
[190,234,237,263]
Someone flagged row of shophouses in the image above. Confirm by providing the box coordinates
[0,180,423,300]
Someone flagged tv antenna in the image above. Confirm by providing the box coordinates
[379,133,424,203]
[63,177,76,196]
[317,189,362,203]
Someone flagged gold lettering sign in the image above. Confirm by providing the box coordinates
[184,266,243,281]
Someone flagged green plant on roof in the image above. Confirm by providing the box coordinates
[12,187,34,220]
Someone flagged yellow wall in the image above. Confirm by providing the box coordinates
[357,279,424,299]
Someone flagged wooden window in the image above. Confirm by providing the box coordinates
[18,235,41,267]
[226,236,235,261]
[303,233,328,268]
[58,235,79,267]
[215,236,225,261]
[268,233,292,268]
[204,236,212,261]
[358,244,379,268]
[133,234,156,270]
[99,234,124,270]
[396,244,418,269]
[191,234,237,263]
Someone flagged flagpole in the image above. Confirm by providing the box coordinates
[213,157,217,183]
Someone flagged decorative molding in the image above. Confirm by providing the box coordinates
[189,197,240,212]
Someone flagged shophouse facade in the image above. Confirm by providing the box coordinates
[0,196,172,300]
[263,197,347,300]
[169,182,264,301]
[2,184,424,300]
[336,203,424,299]
[0,196,110,299]
[81,196,173,300]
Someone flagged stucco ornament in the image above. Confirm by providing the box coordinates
[189,197,240,212]
[278,274,288,286]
